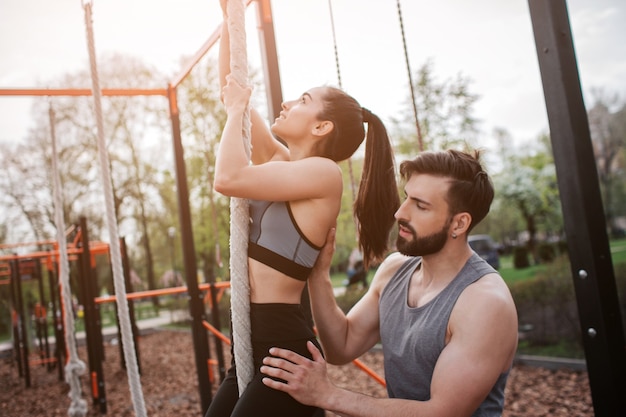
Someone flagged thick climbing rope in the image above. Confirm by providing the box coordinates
[49,105,88,417]
[225,0,254,395]
[82,2,147,416]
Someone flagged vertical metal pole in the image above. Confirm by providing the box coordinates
[528,1,626,415]
[208,281,226,382]
[79,217,107,413]
[35,261,51,369]
[168,85,212,413]
[13,257,30,387]
[47,261,64,381]
[9,258,23,378]
[255,0,283,122]
[168,226,177,279]
[120,237,141,373]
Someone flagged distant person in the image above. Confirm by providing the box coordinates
[204,1,399,416]
[344,247,367,288]
[261,149,519,417]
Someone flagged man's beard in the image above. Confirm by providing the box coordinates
[396,218,451,257]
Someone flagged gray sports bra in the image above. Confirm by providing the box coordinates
[248,200,322,281]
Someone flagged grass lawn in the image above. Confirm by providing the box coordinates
[610,237,626,263]
[331,238,626,289]
[497,255,545,285]
[331,253,546,288]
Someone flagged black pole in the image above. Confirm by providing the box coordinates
[255,0,283,122]
[208,281,226,382]
[112,258,124,368]
[78,217,107,413]
[9,258,23,378]
[120,237,141,373]
[169,226,177,281]
[35,261,51,370]
[47,261,65,381]
[12,257,30,386]
[528,1,626,415]
[168,85,212,413]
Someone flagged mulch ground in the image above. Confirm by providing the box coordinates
[0,330,593,416]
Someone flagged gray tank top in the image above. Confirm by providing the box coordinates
[379,253,509,416]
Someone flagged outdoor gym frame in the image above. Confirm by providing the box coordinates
[0,1,275,414]
[0,0,625,415]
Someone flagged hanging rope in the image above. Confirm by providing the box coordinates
[82,2,147,416]
[225,0,254,394]
[327,0,343,90]
[396,0,424,151]
[327,0,357,206]
[49,104,88,417]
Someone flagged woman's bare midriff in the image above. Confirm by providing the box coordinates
[247,258,308,304]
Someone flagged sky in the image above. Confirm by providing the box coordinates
[0,0,625,154]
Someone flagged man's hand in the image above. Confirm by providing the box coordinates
[260,341,334,408]
[310,228,336,283]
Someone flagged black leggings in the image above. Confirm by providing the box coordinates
[205,303,324,417]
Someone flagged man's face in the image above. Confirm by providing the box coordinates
[395,174,453,257]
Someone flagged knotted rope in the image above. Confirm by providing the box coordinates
[49,104,88,417]
[225,0,254,395]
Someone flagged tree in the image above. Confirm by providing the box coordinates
[587,90,626,235]
[174,55,266,282]
[47,53,171,296]
[0,53,175,299]
[493,132,561,263]
[473,130,526,249]
[391,58,480,155]
[0,108,100,242]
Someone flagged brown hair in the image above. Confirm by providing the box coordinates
[317,87,400,267]
[399,149,494,232]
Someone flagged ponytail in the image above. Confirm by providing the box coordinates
[354,110,400,268]
[316,87,399,267]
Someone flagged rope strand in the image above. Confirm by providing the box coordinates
[327,0,357,215]
[83,3,147,415]
[396,0,424,151]
[225,0,254,395]
[49,104,88,417]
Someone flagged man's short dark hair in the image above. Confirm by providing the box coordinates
[399,149,494,232]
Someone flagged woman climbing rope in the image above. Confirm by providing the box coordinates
[205,2,400,416]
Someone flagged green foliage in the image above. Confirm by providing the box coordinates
[537,242,556,263]
[587,96,626,231]
[516,339,583,358]
[335,287,368,315]
[334,159,361,270]
[391,58,480,154]
[206,289,232,334]
[510,253,626,358]
[614,263,626,331]
[513,246,530,269]
[498,255,545,285]
[510,256,582,355]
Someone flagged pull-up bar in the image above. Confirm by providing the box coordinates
[0,88,167,97]
[94,281,230,304]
